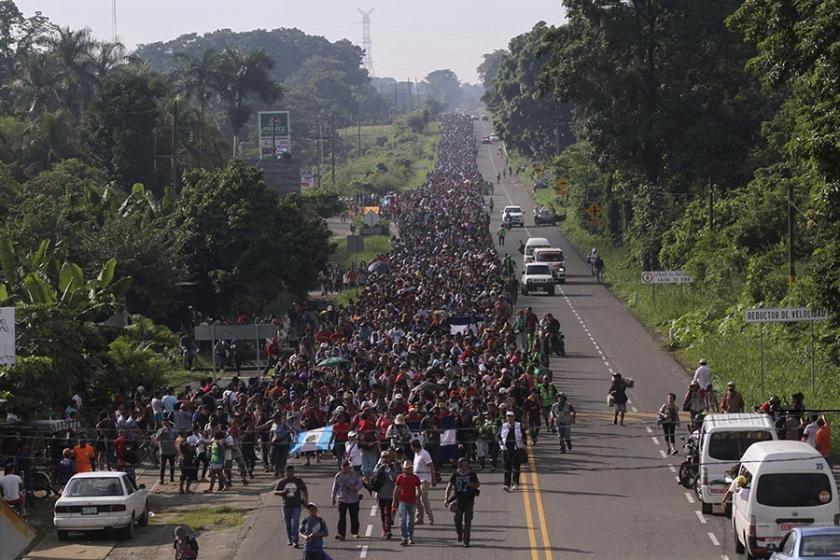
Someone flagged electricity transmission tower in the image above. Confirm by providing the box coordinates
[111,0,118,42]
[358,8,375,77]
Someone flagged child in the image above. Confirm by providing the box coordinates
[173,526,199,560]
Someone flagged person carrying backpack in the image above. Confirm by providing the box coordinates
[174,526,199,560]
[299,503,333,560]
[370,450,399,538]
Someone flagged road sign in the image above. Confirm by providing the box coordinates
[744,307,829,323]
[640,271,694,284]
[258,111,291,159]
[585,203,603,222]
[0,307,14,365]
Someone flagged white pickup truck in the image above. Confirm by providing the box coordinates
[521,263,556,296]
[502,205,524,228]
[532,248,566,284]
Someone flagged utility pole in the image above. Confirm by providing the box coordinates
[331,112,336,187]
[153,100,189,195]
[357,119,362,158]
[708,177,714,230]
[170,100,178,193]
[317,119,324,188]
[788,180,795,284]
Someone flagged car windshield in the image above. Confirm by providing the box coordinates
[527,265,551,275]
[756,473,832,507]
[800,534,840,557]
[536,252,564,262]
[505,207,521,213]
[707,430,774,461]
[64,477,124,497]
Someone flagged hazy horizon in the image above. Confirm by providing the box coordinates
[14,0,566,84]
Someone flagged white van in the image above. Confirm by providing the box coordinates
[532,248,566,283]
[697,413,777,514]
[732,441,839,559]
[523,237,551,264]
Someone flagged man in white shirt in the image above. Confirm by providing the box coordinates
[692,360,712,390]
[0,464,25,516]
[410,439,435,525]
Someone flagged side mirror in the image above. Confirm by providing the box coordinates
[138,484,146,490]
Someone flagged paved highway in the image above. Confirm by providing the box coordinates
[234,122,741,560]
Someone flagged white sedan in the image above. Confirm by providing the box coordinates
[54,472,148,540]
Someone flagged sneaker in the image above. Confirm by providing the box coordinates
[428,519,434,526]
[385,532,392,540]
[457,535,462,542]
[287,541,293,546]
[511,484,518,490]
[503,485,510,492]
[464,543,470,548]
[335,535,344,541]
[567,442,573,450]
[294,543,300,549]
[672,449,679,456]
[353,534,360,539]
[400,540,408,547]
[408,538,415,545]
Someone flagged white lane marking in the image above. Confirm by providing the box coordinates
[659,449,668,458]
[631,405,639,412]
[695,510,707,524]
[360,544,370,558]
[603,360,610,367]
[645,426,653,434]
[675,476,681,482]
[685,492,696,504]
[707,533,720,546]
[721,555,730,560]
[365,524,373,537]
[668,465,677,473]
[486,144,531,236]
[369,505,377,517]
[651,437,660,445]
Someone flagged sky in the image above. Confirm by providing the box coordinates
[14,0,566,84]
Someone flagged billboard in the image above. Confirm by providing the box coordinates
[258,111,291,159]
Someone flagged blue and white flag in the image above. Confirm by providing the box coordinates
[449,316,481,336]
[440,415,459,460]
[291,426,334,455]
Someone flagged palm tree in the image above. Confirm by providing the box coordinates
[90,41,126,89]
[5,51,63,115]
[175,49,218,115]
[45,26,97,121]
[211,48,281,158]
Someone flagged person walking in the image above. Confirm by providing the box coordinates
[720,382,745,413]
[257,411,294,478]
[497,224,507,246]
[371,450,399,538]
[173,526,199,560]
[331,460,364,540]
[299,503,330,560]
[175,431,197,494]
[692,360,712,390]
[393,460,422,546]
[549,392,576,453]
[274,465,308,548]
[204,433,227,493]
[154,421,177,484]
[608,373,629,426]
[657,393,681,455]
[499,411,524,491]
[444,458,480,548]
[410,439,435,525]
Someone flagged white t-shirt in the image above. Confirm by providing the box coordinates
[0,474,23,500]
[151,398,164,415]
[803,423,820,447]
[692,366,712,389]
[413,449,434,483]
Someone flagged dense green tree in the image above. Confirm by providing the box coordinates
[84,66,167,190]
[424,69,461,111]
[477,49,507,92]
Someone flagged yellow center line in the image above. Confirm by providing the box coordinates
[528,444,554,560]
[520,457,540,560]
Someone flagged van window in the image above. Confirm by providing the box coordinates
[535,251,564,262]
[756,473,832,507]
[708,430,774,461]
[801,534,840,556]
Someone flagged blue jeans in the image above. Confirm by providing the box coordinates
[399,502,416,540]
[283,506,301,544]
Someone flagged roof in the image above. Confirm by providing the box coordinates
[525,237,550,245]
[703,413,776,431]
[741,440,822,464]
[68,471,129,480]
[792,526,840,536]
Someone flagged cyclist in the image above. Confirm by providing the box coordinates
[593,255,605,283]
[0,463,25,518]
[587,248,598,276]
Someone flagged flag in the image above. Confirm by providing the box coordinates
[440,414,459,460]
[449,316,481,335]
[291,426,334,455]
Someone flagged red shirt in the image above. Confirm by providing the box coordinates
[394,473,421,504]
[332,421,350,443]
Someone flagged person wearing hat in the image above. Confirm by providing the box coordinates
[444,457,481,547]
[499,411,524,491]
[608,373,629,426]
[392,460,422,546]
[371,450,399,538]
[331,460,364,540]
[298,503,330,560]
[386,414,412,459]
[720,381,745,413]
[692,359,712,390]
[550,392,577,453]
[173,526,199,560]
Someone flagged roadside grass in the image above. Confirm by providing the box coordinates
[164,367,207,390]
[151,505,249,531]
[330,234,391,268]
[534,189,840,418]
[333,287,364,307]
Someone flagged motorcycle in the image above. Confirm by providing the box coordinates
[677,427,701,489]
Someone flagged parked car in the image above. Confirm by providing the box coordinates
[54,472,148,540]
[480,136,491,144]
[534,208,558,226]
[533,179,548,190]
[769,527,840,559]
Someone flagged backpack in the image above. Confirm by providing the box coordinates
[368,467,387,492]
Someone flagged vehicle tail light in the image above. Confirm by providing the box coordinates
[749,515,757,538]
[107,504,126,512]
[54,505,71,513]
[701,467,708,485]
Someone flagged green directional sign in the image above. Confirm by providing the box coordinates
[259,111,289,137]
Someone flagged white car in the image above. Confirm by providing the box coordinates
[54,472,148,540]
[521,263,557,296]
[502,205,524,227]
